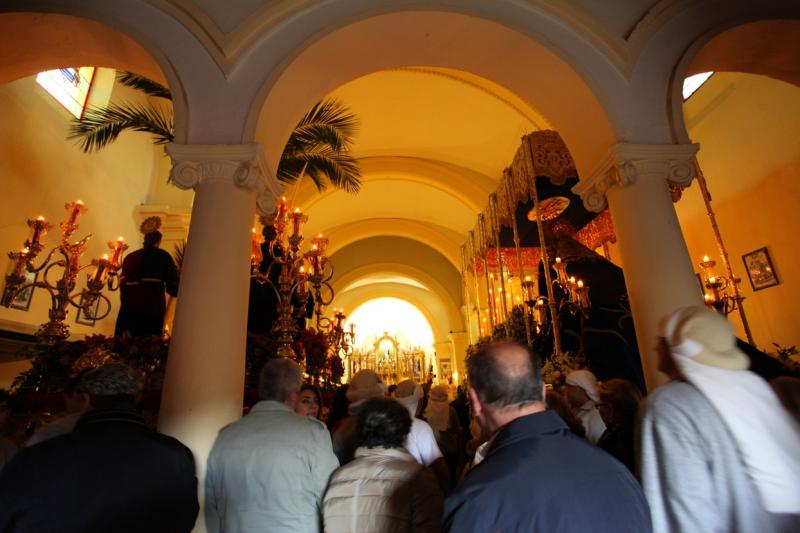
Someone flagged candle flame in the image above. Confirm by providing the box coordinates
[577,280,584,288]
[702,255,710,262]
[102,254,109,260]
[22,247,29,254]
[569,276,576,283]
[294,207,300,213]
[117,236,124,242]
[555,257,562,263]
[76,200,83,205]
[37,215,45,221]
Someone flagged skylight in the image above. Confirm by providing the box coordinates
[36,67,96,119]
[683,71,714,101]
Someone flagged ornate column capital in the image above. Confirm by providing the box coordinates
[166,143,283,216]
[572,143,699,212]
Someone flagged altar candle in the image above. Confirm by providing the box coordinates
[276,197,288,223]
[93,254,110,282]
[12,248,29,277]
[291,208,306,237]
[67,200,85,225]
[111,236,125,266]
[29,216,48,246]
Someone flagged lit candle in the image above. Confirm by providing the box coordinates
[67,200,85,225]
[702,255,710,263]
[577,280,584,289]
[12,248,29,277]
[708,276,716,284]
[110,236,126,267]
[92,254,110,282]
[291,208,306,237]
[276,197,288,223]
[28,216,49,247]
[555,257,562,263]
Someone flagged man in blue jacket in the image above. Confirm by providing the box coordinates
[443,340,651,532]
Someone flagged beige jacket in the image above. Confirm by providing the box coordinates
[205,401,339,533]
[322,446,442,533]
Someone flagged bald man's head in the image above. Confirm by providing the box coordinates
[467,341,543,410]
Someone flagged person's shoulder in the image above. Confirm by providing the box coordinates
[646,380,707,419]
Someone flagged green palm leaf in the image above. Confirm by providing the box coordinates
[116,71,171,100]
[67,72,361,193]
[68,102,173,152]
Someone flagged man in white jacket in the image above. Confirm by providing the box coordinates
[205,358,339,532]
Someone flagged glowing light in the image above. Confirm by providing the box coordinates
[683,72,714,100]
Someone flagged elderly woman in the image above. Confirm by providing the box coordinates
[323,398,443,533]
[641,306,800,533]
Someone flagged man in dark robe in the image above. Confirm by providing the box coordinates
[115,230,179,337]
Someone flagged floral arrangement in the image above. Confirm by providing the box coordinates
[13,330,339,399]
[540,349,586,387]
[292,328,330,379]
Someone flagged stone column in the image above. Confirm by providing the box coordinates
[574,143,702,389]
[158,144,280,528]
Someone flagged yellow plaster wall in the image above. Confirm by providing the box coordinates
[0,72,168,337]
[677,73,800,350]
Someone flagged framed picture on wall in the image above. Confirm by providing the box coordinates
[75,293,100,326]
[3,270,37,311]
[742,247,779,291]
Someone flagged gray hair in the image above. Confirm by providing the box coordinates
[259,358,302,402]
[76,362,143,400]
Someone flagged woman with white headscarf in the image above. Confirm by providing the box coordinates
[641,306,800,533]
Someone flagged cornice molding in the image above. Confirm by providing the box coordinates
[165,143,282,215]
[572,142,699,212]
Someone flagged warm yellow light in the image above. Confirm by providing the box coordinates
[347,298,434,352]
[702,255,710,262]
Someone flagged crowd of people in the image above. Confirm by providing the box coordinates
[1,305,799,532]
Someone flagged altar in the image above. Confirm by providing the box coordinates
[348,332,430,385]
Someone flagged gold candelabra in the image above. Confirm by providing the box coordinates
[699,255,743,316]
[322,308,355,359]
[252,197,339,359]
[2,201,128,343]
[519,256,591,339]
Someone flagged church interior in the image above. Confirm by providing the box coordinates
[0,1,799,526]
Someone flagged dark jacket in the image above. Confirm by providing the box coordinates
[0,407,198,533]
[443,410,651,533]
[597,420,637,475]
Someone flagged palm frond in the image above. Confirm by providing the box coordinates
[277,98,362,193]
[278,148,361,194]
[285,123,349,153]
[295,99,359,144]
[116,71,172,100]
[68,102,174,152]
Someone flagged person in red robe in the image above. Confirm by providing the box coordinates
[115,226,179,337]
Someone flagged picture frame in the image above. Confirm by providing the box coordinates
[742,247,779,291]
[75,293,100,326]
[3,270,37,311]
